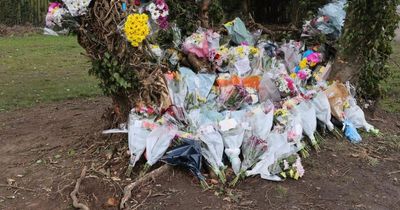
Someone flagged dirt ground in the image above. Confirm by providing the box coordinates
[0,97,399,210]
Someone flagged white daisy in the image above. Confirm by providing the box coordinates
[151,10,160,20]
[147,3,156,12]
[160,9,169,18]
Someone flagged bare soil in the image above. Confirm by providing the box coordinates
[0,25,41,37]
[0,97,399,210]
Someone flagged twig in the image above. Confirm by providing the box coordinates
[120,165,171,209]
[388,170,400,175]
[0,184,35,192]
[70,166,89,210]
[132,190,152,210]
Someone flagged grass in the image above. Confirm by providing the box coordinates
[380,42,400,113]
[0,35,100,112]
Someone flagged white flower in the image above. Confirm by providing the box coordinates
[160,9,169,18]
[147,3,156,12]
[151,10,160,20]
[283,160,289,170]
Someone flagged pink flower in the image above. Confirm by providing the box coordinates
[306,52,322,64]
[285,77,295,91]
[294,156,305,177]
[297,70,308,80]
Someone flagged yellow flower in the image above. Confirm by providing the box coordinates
[299,58,308,69]
[124,13,150,47]
[274,108,288,117]
[293,171,300,180]
[289,169,294,178]
[249,47,259,55]
[290,73,297,79]
[280,172,287,179]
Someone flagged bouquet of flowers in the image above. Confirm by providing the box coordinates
[198,125,226,184]
[296,101,319,150]
[142,125,178,175]
[218,112,246,175]
[165,71,187,108]
[312,91,335,131]
[249,101,274,140]
[46,2,67,28]
[230,135,268,186]
[218,85,252,110]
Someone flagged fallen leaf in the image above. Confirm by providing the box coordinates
[7,178,15,185]
[105,197,119,207]
[210,179,219,185]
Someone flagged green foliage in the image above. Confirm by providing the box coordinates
[341,0,400,99]
[0,0,48,26]
[167,0,199,36]
[89,53,138,97]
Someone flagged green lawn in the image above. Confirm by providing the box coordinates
[380,42,400,113]
[0,35,100,112]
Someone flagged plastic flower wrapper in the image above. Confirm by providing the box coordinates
[248,101,274,140]
[188,107,223,132]
[278,155,305,180]
[158,105,189,130]
[179,67,216,109]
[286,109,309,157]
[218,85,252,111]
[311,92,335,131]
[224,18,255,46]
[46,3,66,28]
[182,29,209,58]
[324,82,349,121]
[280,41,303,71]
[246,130,293,182]
[274,108,290,127]
[344,97,377,133]
[198,125,226,184]
[62,0,91,17]
[218,110,247,175]
[161,138,208,188]
[125,112,158,175]
[343,120,362,143]
[296,101,320,150]
[230,135,268,186]
[259,72,281,103]
[164,71,187,108]
[142,125,178,175]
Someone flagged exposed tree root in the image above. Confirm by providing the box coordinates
[120,165,171,209]
[70,166,89,210]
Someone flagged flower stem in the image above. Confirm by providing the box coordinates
[139,163,151,177]
[229,170,244,187]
